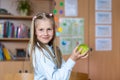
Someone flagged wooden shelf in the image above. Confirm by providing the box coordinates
[0,15,32,20]
[0,38,29,41]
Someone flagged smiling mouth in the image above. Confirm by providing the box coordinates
[42,37,49,39]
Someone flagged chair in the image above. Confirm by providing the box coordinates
[70,71,88,80]
[4,73,34,80]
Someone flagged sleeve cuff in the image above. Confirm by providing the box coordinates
[65,58,76,70]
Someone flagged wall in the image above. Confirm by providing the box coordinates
[54,0,120,80]
[54,0,89,73]
[0,0,53,16]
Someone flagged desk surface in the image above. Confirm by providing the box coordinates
[70,72,88,80]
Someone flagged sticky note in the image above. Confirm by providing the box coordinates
[58,27,63,32]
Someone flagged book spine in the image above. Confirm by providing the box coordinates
[0,23,4,38]
[0,47,4,61]
[6,21,10,38]
[11,23,15,38]
[8,22,11,38]
[2,48,11,60]
[3,22,7,37]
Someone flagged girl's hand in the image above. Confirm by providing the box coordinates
[70,45,89,62]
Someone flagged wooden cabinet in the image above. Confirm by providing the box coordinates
[0,15,32,80]
[0,61,31,80]
[23,61,32,73]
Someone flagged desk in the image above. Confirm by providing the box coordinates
[70,72,88,80]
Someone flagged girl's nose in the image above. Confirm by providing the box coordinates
[44,30,48,35]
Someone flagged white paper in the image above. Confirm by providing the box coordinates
[96,25,112,37]
[65,0,78,16]
[96,0,112,10]
[96,38,112,51]
[59,18,84,36]
[96,12,112,24]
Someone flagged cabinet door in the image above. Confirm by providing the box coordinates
[0,61,23,80]
[23,61,33,73]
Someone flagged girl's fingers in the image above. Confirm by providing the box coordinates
[77,49,89,58]
[74,45,83,55]
[81,54,88,59]
[77,47,82,53]
[80,49,89,56]
[71,45,89,61]
[74,45,80,52]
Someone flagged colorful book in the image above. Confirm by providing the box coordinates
[2,47,11,60]
[11,23,15,38]
[3,21,7,37]
[0,23,4,38]
[17,24,29,38]
[0,45,4,60]
[6,21,10,38]
[8,49,15,60]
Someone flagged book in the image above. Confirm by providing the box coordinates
[17,24,29,38]
[0,23,4,38]
[3,21,7,37]
[2,47,11,60]
[8,49,15,60]
[0,48,4,60]
[11,23,15,38]
[0,44,4,60]
[15,26,19,38]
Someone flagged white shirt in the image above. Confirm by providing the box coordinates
[32,45,75,80]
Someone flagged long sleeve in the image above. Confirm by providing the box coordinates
[33,46,76,80]
[41,58,75,80]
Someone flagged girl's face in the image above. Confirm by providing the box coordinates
[35,19,54,45]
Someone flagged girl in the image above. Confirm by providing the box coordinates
[29,12,88,80]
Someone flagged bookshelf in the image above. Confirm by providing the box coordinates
[0,15,32,20]
[0,15,31,44]
[0,15,32,80]
[0,15,31,61]
[0,38,29,41]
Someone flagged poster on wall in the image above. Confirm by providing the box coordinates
[96,12,112,24]
[59,18,84,36]
[96,0,112,10]
[96,25,112,37]
[59,18,84,54]
[96,38,112,51]
[65,0,78,16]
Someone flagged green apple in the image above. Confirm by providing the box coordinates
[77,44,89,54]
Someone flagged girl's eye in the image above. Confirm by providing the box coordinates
[39,29,43,31]
[47,28,53,30]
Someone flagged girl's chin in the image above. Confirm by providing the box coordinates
[42,41,50,44]
[37,39,51,44]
